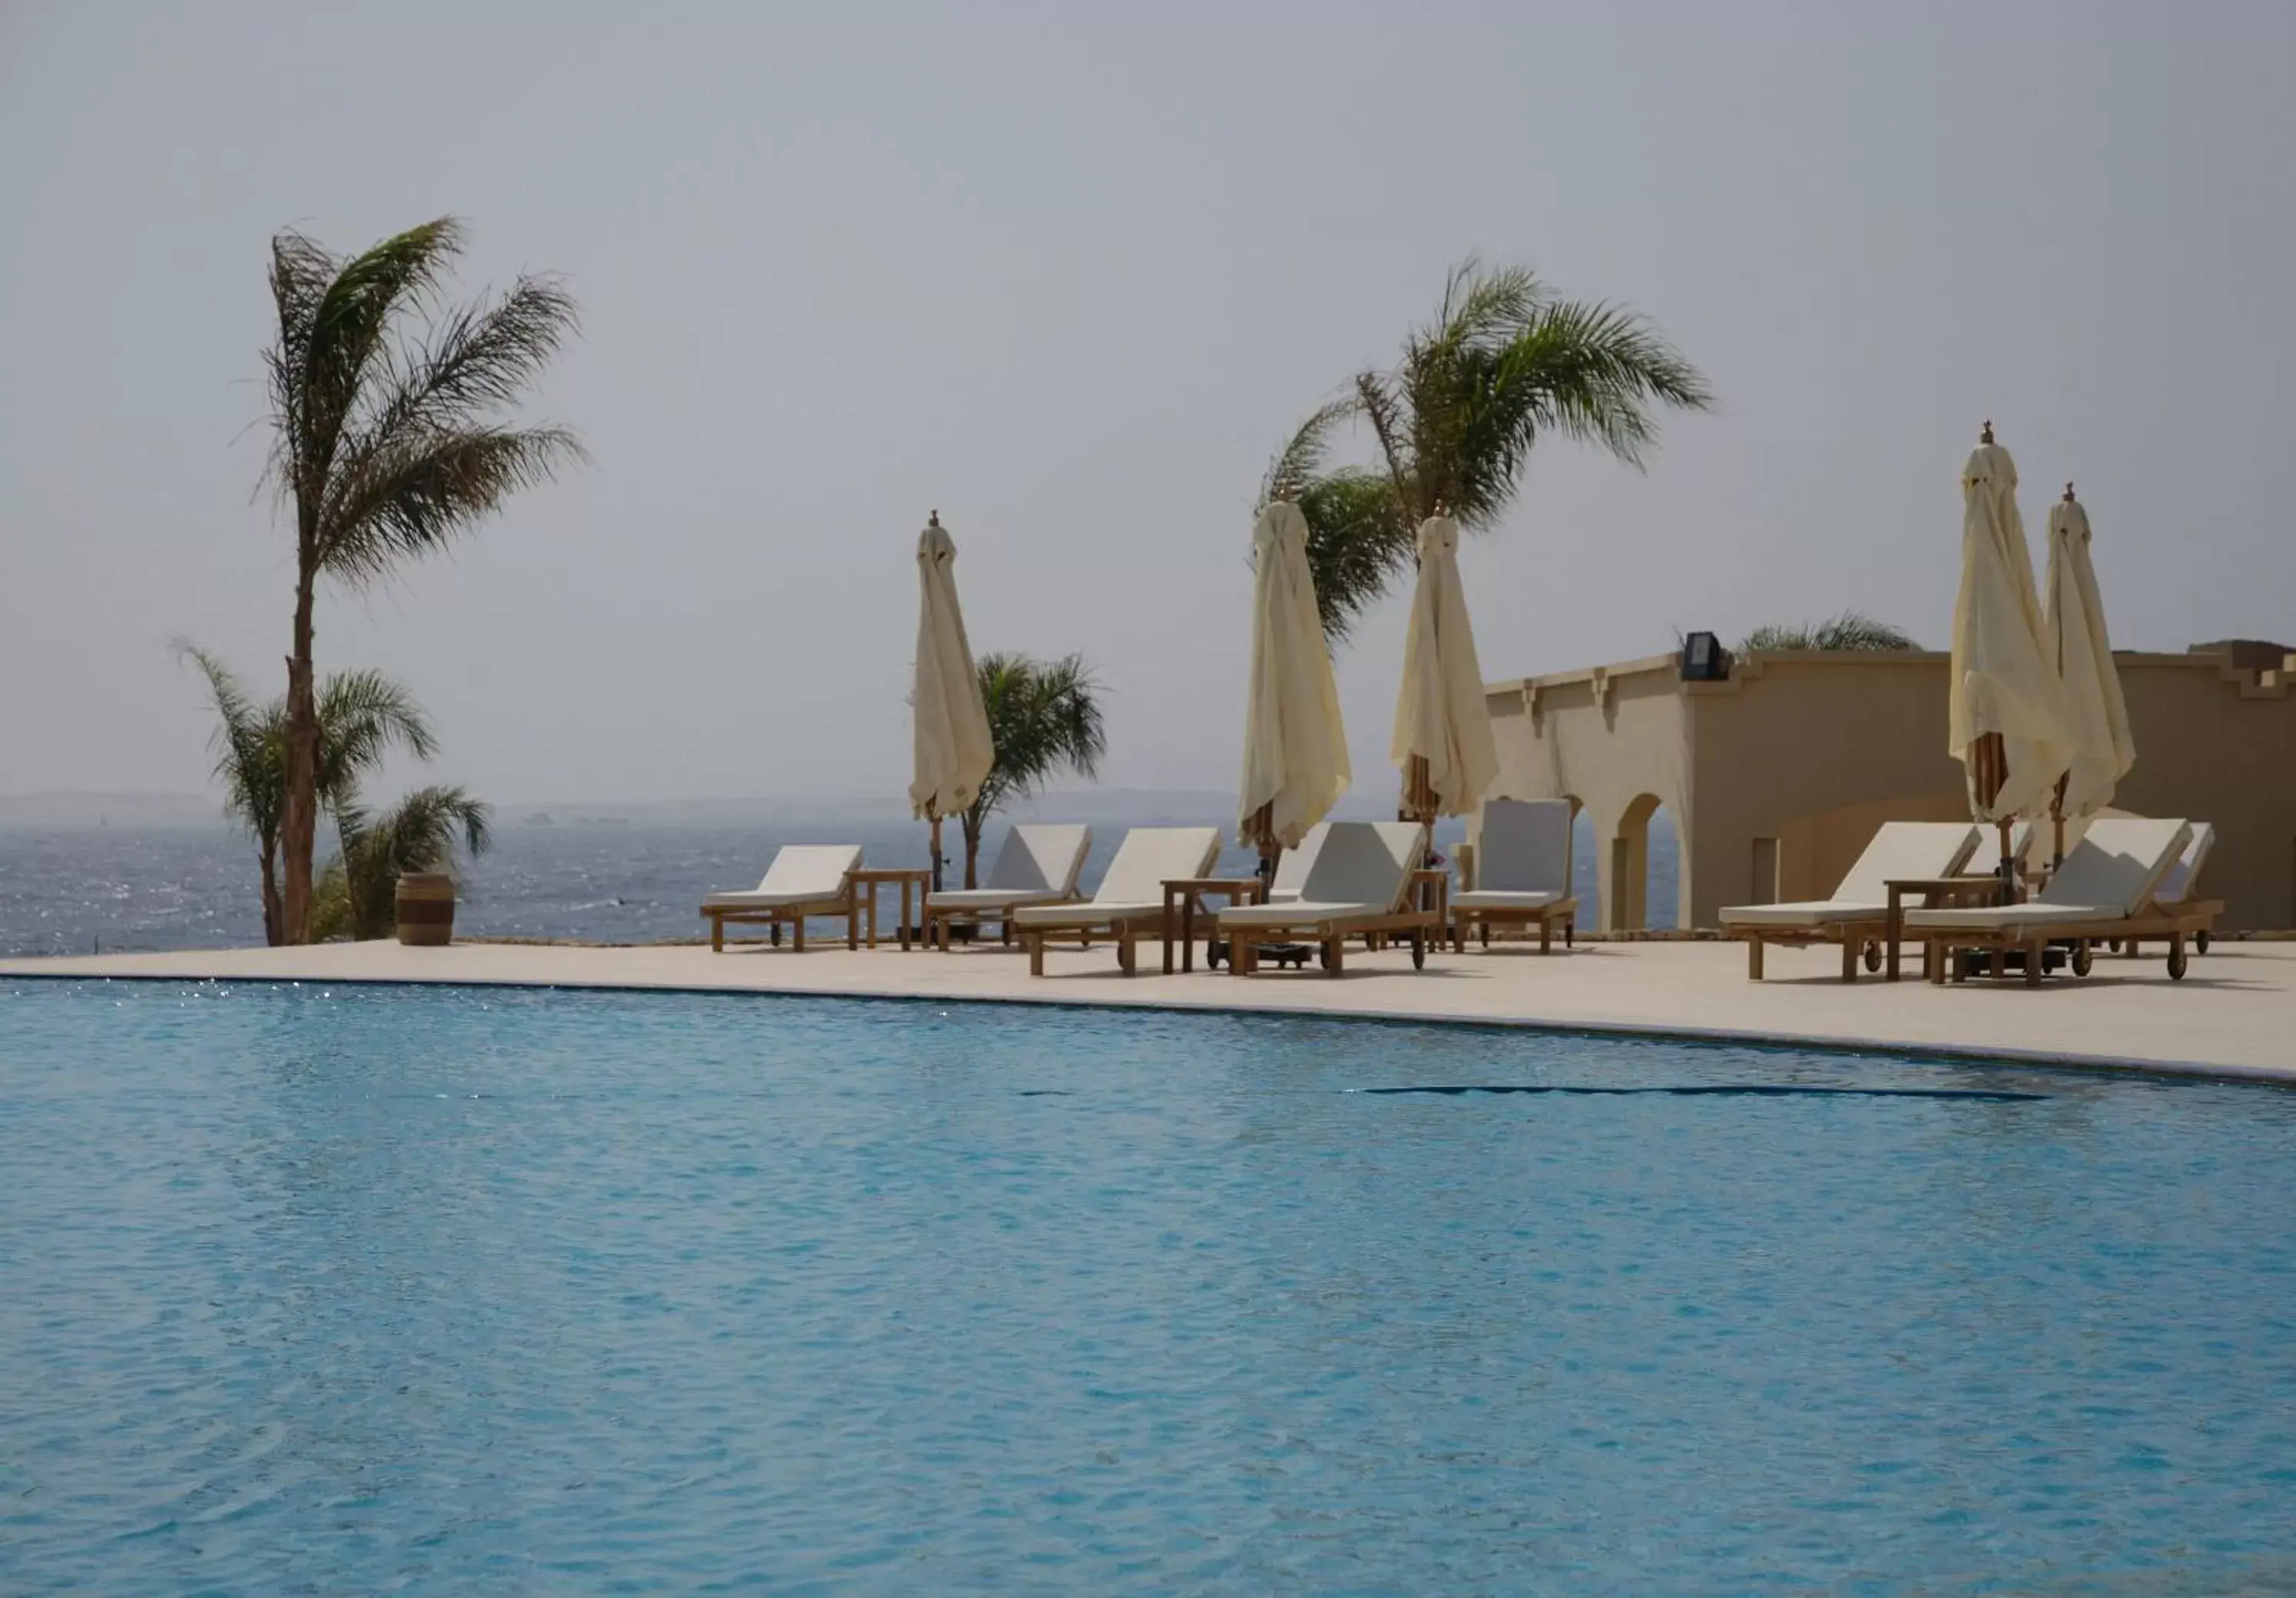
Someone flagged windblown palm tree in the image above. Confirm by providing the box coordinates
[1264,259,1711,641]
[182,648,442,943]
[314,785,492,942]
[263,216,582,943]
[960,652,1107,888]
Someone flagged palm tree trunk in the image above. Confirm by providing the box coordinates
[962,809,985,889]
[258,846,283,947]
[279,565,320,944]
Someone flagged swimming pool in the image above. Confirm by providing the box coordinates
[3,980,2291,1593]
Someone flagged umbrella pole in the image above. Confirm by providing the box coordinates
[929,813,943,895]
[2050,774,2069,869]
[1970,731,2019,897]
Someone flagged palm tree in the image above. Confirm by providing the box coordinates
[1739,612,1920,652]
[181,648,439,943]
[1264,258,1712,641]
[314,785,492,942]
[959,653,1107,888]
[263,216,582,943]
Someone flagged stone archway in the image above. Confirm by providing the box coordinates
[1608,793,1665,932]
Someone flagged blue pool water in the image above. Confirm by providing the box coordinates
[3,981,2291,1593]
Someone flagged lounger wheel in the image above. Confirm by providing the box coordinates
[1862,941,1881,973]
[2071,941,2093,978]
[2168,940,2189,981]
[2195,930,2212,956]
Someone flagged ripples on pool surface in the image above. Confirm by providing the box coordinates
[2,981,2292,1594]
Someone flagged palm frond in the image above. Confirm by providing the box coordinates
[315,668,438,808]
[175,641,287,846]
[968,652,1108,826]
[1260,396,1357,507]
[330,275,583,523]
[318,423,585,583]
[1738,612,1920,653]
[1296,471,1416,643]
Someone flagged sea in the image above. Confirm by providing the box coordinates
[0,811,1677,957]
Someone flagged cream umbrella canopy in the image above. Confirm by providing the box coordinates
[1948,425,2075,877]
[1238,501,1350,861]
[2044,482,2135,845]
[1392,512,1499,826]
[910,511,994,891]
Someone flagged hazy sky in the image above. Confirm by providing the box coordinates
[5,2,2291,806]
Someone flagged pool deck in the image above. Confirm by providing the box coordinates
[5,934,2293,1085]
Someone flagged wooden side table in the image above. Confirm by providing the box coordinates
[1161,877,1265,973]
[850,867,933,950]
[1884,874,2006,981]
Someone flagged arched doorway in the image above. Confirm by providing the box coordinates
[1608,794,1681,931]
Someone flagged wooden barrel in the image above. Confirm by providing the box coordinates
[395,873,457,947]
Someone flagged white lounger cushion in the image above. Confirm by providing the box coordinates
[1267,822,1329,903]
[1905,817,2191,930]
[1010,899,1167,928]
[1219,821,1420,929]
[926,824,1092,910]
[704,844,861,907]
[2152,823,2215,904]
[1450,888,1569,910]
[1718,821,1980,927]
[1221,897,1379,929]
[1012,827,1222,927]
[1474,798,1572,894]
[1718,899,1895,928]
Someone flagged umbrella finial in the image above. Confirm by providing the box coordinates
[1980,419,1995,445]
[2063,481,2076,502]
[928,509,940,526]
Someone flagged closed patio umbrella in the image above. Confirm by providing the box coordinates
[1238,501,1350,867]
[1392,512,1498,828]
[1949,424,2074,880]
[910,511,994,892]
[2043,482,2135,858]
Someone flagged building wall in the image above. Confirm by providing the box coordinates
[1485,648,2296,931]
[1483,657,1691,929]
[1685,653,1969,925]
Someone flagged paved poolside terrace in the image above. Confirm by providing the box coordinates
[6,935,2293,1086]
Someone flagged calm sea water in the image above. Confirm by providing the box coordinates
[0,814,1677,956]
[2,980,2290,1592]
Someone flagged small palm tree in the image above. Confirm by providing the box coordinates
[1738,613,1920,653]
[182,648,447,943]
[959,653,1107,887]
[1266,258,1711,640]
[263,216,582,943]
[314,785,492,942]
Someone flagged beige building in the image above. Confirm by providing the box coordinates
[1481,646,2296,932]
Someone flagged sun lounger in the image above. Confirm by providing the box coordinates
[1720,822,1983,980]
[1014,826,1221,976]
[1217,821,1442,976]
[1450,797,1579,953]
[1906,817,2201,983]
[701,844,861,952]
[922,824,1091,949]
[2123,822,2223,956]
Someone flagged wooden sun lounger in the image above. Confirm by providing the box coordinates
[1015,826,1222,977]
[1449,797,1578,953]
[700,844,863,953]
[1218,822,1443,978]
[1908,817,2201,985]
